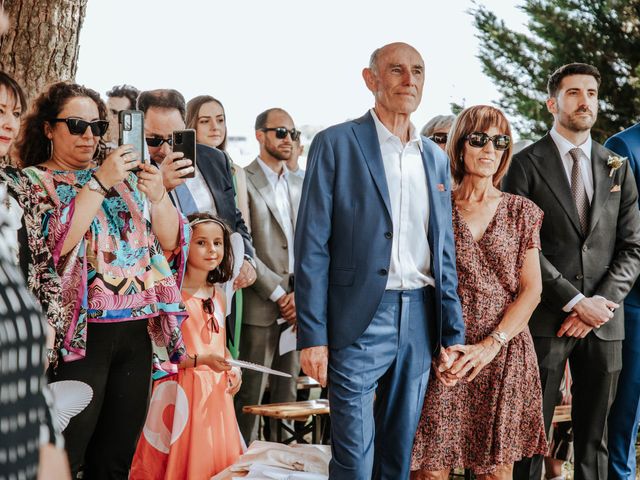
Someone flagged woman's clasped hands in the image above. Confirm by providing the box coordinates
[434,336,503,386]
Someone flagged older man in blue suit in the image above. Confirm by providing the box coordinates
[294,42,465,479]
[605,123,640,480]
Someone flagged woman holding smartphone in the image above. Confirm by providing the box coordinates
[0,81,199,478]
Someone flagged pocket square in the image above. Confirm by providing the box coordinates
[437,183,446,192]
[610,184,621,192]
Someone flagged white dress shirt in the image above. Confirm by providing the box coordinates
[549,127,593,312]
[256,157,296,302]
[184,168,217,215]
[370,109,435,290]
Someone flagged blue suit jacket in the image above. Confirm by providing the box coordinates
[605,122,640,307]
[294,111,465,351]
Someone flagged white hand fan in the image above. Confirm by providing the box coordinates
[48,380,93,432]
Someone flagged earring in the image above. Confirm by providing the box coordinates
[459,153,464,163]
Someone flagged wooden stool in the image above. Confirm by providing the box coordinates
[243,399,330,445]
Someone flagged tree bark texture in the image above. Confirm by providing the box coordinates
[0,0,88,107]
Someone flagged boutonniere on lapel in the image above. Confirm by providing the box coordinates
[437,183,446,192]
[607,155,627,177]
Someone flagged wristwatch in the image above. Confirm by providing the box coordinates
[489,330,508,348]
[87,174,108,196]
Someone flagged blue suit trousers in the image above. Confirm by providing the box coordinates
[328,288,434,480]
[608,302,640,479]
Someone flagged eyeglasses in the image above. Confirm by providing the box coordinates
[429,132,448,144]
[50,118,109,137]
[261,127,301,142]
[202,298,220,333]
[465,132,511,151]
[145,136,173,147]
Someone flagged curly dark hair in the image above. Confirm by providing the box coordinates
[187,213,235,284]
[17,82,108,168]
[106,84,140,110]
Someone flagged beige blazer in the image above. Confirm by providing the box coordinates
[243,159,303,326]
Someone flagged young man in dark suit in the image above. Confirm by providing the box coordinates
[504,64,640,480]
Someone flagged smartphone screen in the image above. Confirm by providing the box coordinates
[172,129,196,179]
[118,110,145,172]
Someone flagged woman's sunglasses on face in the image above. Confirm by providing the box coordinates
[50,117,109,137]
[465,131,511,151]
[429,132,448,145]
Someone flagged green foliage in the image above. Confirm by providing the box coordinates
[472,0,640,141]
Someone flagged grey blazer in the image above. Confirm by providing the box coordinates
[243,159,303,327]
[503,133,640,340]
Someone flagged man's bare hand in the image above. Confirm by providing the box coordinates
[233,260,256,290]
[573,296,618,328]
[557,312,593,338]
[300,345,328,387]
[159,152,193,192]
[432,347,461,386]
[277,292,297,324]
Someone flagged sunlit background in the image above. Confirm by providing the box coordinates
[76,0,528,166]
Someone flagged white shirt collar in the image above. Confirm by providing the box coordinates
[256,156,289,186]
[550,126,592,160]
[370,108,423,152]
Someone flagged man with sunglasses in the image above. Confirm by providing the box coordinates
[137,89,257,339]
[504,63,640,480]
[295,42,465,479]
[234,108,303,443]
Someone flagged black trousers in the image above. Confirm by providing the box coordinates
[513,333,622,480]
[48,320,152,479]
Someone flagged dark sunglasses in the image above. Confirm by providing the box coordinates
[429,132,448,144]
[261,127,301,141]
[202,298,220,333]
[145,136,173,147]
[50,118,109,137]
[465,132,511,151]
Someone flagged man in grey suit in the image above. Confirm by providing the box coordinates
[505,63,640,480]
[234,108,303,443]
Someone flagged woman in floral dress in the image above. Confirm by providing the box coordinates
[0,82,222,478]
[411,105,547,479]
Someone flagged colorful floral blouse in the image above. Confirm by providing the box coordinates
[0,165,188,365]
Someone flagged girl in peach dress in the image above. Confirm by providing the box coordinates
[130,213,244,479]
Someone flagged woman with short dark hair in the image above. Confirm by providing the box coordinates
[411,105,547,479]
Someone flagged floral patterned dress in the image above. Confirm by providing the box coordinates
[0,165,188,365]
[411,193,548,475]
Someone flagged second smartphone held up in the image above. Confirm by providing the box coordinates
[172,129,196,179]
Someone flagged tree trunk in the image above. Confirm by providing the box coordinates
[0,0,88,107]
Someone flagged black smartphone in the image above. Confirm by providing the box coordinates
[172,129,196,179]
[118,110,145,172]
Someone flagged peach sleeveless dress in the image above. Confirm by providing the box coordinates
[130,288,244,479]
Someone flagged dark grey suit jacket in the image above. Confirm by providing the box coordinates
[503,133,640,340]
